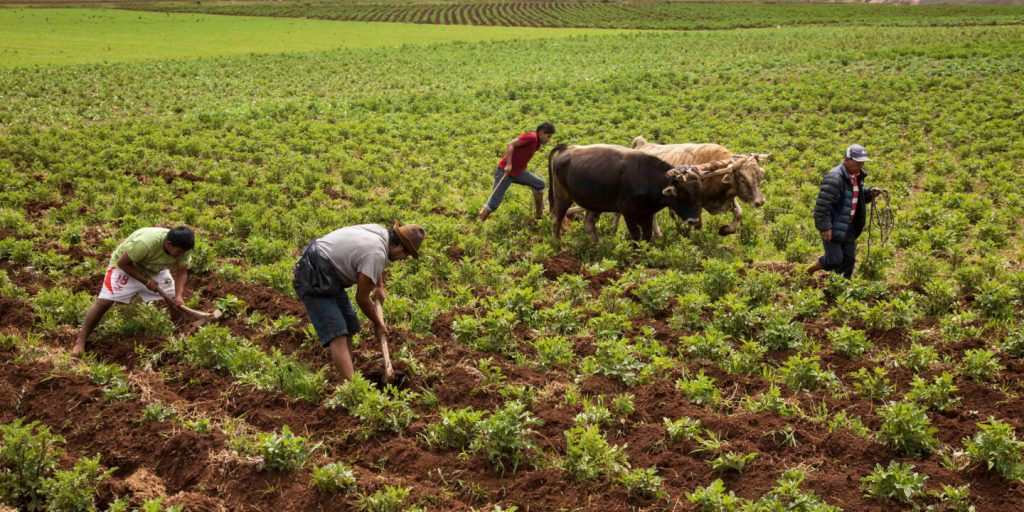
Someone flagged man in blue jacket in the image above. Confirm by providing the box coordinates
[807,144,881,278]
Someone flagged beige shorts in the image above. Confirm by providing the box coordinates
[98,267,175,304]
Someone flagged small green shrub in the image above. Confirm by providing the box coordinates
[851,367,894,402]
[1002,326,1024,357]
[469,401,542,475]
[32,288,93,329]
[778,355,834,392]
[701,259,740,300]
[0,419,64,510]
[141,402,177,423]
[618,467,664,499]
[311,462,357,493]
[905,372,960,411]
[861,460,927,504]
[563,425,628,482]
[423,407,486,450]
[581,337,646,385]
[326,376,418,436]
[574,399,613,428]
[901,342,939,374]
[742,385,799,417]
[707,451,758,473]
[875,401,938,456]
[961,348,1004,383]
[687,479,742,511]
[532,335,574,370]
[676,370,721,407]
[829,326,872,360]
[39,454,114,512]
[963,418,1024,479]
[239,425,319,472]
[357,485,413,512]
[663,416,703,444]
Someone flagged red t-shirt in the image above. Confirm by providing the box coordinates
[497,132,540,177]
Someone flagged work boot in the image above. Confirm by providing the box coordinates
[533,191,545,219]
[477,206,492,222]
[806,260,823,276]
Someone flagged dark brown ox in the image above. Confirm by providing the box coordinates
[547,144,703,243]
[632,136,771,235]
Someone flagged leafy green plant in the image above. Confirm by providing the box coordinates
[469,401,542,475]
[901,342,939,374]
[963,418,1024,479]
[861,460,927,504]
[961,348,1004,383]
[790,288,824,318]
[687,479,742,511]
[581,337,646,385]
[757,309,807,351]
[701,259,740,300]
[974,280,1018,321]
[875,401,938,456]
[679,329,731,363]
[39,454,114,512]
[1001,326,1024,357]
[829,326,872,360]
[537,301,581,336]
[214,294,246,317]
[532,335,574,370]
[574,399,613,428]
[905,372,960,411]
[663,416,703,444]
[311,461,357,493]
[0,419,64,511]
[244,425,319,472]
[864,296,917,332]
[31,288,93,329]
[778,355,834,392]
[326,376,418,436]
[742,385,799,417]
[423,407,486,450]
[141,402,178,423]
[707,451,758,473]
[563,425,628,482]
[676,370,721,407]
[357,485,413,512]
[928,484,974,512]
[851,367,894,402]
[618,466,664,500]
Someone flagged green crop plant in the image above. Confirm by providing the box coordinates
[707,451,758,474]
[963,418,1024,479]
[701,260,740,301]
[679,329,731,363]
[1002,326,1024,357]
[851,367,894,402]
[829,326,872,360]
[476,357,506,388]
[686,479,742,512]
[214,294,246,318]
[563,425,629,482]
[668,291,710,331]
[581,338,646,385]
[574,399,613,429]
[900,342,940,374]
[311,462,357,494]
[38,454,114,512]
[864,296,918,332]
[0,419,64,510]
[778,355,835,392]
[532,335,574,370]
[757,309,807,351]
[618,467,664,500]
[905,372,960,411]
[140,402,178,423]
[537,301,581,336]
[861,461,927,505]
[723,340,767,376]
[940,310,983,343]
[676,370,721,407]
[928,484,974,512]
[236,425,319,472]
[922,278,959,316]
[100,302,175,339]
[974,280,1018,321]
[711,294,756,339]
[742,385,799,417]
[741,271,783,307]
[789,288,825,318]
[586,312,632,341]
[469,401,542,476]
[424,407,486,450]
[960,348,1004,383]
[663,416,703,444]
[31,287,93,330]
[357,485,415,512]
[609,393,635,419]
[875,401,938,456]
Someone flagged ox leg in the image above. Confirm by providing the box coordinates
[718,199,741,236]
[652,214,663,239]
[584,211,600,244]
[623,216,643,242]
[610,213,621,236]
[551,199,572,241]
[641,217,655,242]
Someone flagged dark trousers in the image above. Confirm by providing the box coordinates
[819,238,857,279]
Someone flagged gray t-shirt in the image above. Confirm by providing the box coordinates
[314,224,389,287]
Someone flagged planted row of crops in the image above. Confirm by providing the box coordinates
[2,20,1024,511]
[128,1,1024,30]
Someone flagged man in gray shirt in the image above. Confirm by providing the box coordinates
[292,222,425,382]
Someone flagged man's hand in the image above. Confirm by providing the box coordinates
[373,288,387,304]
[376,322,390,338]
[145,278,161,292]
[173,295,185,307]
[820,229,832,242]
[870,187,882,198]
[502,164,512,174]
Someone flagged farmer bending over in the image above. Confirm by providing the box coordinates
[73,226,195,357]
[478,121,555,222]
[292,222,425,382]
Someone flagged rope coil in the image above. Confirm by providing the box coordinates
[866,188,895,261]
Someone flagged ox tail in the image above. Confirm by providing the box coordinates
[547,144,568,210]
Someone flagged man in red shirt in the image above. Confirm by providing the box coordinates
[478,122,556,221]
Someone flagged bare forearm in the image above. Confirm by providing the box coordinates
[356,291,382,328]
[174,267,187,297]
[117,260,151,285]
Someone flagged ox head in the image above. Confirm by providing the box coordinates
[720,153,771,207]
[662,166,703,225]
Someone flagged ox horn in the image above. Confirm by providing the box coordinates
[662,185,677,197]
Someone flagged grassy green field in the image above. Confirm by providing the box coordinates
[0,7,632,66]
[2,5,1024,511]
[130,0,1024,30]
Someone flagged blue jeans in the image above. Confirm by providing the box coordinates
[819,238,857,279]
[486,166,545,211]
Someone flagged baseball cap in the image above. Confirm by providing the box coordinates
[845,144,871,162]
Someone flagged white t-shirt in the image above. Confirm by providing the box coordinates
[314,224,388,287]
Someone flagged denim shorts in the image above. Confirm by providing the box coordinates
[292,244,361,347]
[296,287,361,347]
